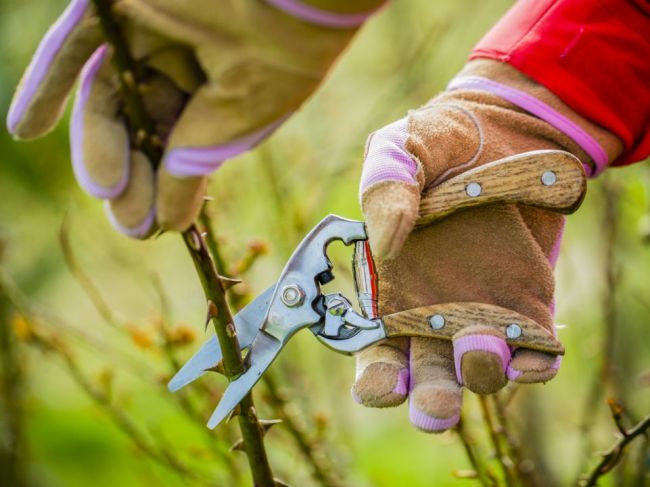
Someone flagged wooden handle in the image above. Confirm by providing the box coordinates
[382,302,564,355]
[416,150,587,228]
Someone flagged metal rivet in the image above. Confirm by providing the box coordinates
[466,182,482,197]
[506,323,522,339]
[541,171,557,186]
[429,314,445,330]
[281,284,304,307]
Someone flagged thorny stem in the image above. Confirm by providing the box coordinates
[578,177,623,476]
[199,209,228,280]
[0,276,27,487]
[490,394,538,487]
[57,344,204,482]
[10,306,211,484]
[200,208,343,486]
[183,227,276,486]
[151,277,240,478]
[89,1,276,485]
[61,200,239,476]
[4,267,234,481]
[59,217,120,329]
[263,373,341,487]
[478,396,517,487]
[581,414,650,486]
[455,415,498,487]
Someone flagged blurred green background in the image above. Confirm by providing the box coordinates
[1,1,648,486]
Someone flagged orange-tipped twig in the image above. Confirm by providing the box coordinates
[581,412,650,486]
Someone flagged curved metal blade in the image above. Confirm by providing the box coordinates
[167,284,276,392]
[207,332,281,429]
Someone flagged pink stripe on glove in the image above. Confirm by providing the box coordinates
[359,118,420,196]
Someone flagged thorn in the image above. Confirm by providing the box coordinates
[204,300,219,331]
[260,419,282,435]
[452,470,478,479]
[229,438,245,452]
[225,321,237,338]
[203,196,215,202]
[207,360,225,376]
[219,276,242,290]
[225,404,241,424]
[274,479,291,487]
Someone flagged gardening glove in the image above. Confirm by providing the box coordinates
[351,59,623,432]
[7,0,386,238]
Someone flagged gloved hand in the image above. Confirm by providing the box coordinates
[351,59,622,432]
[7,0,385,237]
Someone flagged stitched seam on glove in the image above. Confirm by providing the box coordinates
[447,76,607,176]
[265,0,386,28]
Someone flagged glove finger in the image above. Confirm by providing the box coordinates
[105,151,157,239]
[359,118,423,260]
[408,337,461,433]
[8,0,102,139]
[156,169,208,232]
[157,75,295,230]
[507,349,561,383]
[351,337,409,408]
[71,45,130,199]
[452,326,510,395]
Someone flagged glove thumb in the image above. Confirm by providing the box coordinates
[362,181,420,260]
[359,118,423,260]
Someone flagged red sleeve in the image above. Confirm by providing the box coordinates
[470,0,650,166]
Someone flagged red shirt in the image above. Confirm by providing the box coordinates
[471,0,650,166]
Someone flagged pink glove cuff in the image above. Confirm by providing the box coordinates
[163,115,290,178]
[453,334,511,385]
[409,400,460,432]
[506,354,562,381]
[104,201,156,239]
[447,76,608,177]
[266,0,386,28]
[359,117,420,196]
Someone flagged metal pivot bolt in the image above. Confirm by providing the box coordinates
[281,284,305,307]
[429,314,446,330]
[506,323,522,339]
[541,170,557,186]
[466,182,482,197]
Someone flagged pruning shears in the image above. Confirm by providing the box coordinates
[168,150,587,429]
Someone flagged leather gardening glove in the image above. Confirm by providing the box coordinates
[7,0,385,238]
[351,59,623,432]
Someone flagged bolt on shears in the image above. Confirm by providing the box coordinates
[168,150,587,429]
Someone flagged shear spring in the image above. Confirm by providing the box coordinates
[353,240,378,319]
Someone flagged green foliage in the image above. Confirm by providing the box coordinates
[1,0,648,486]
